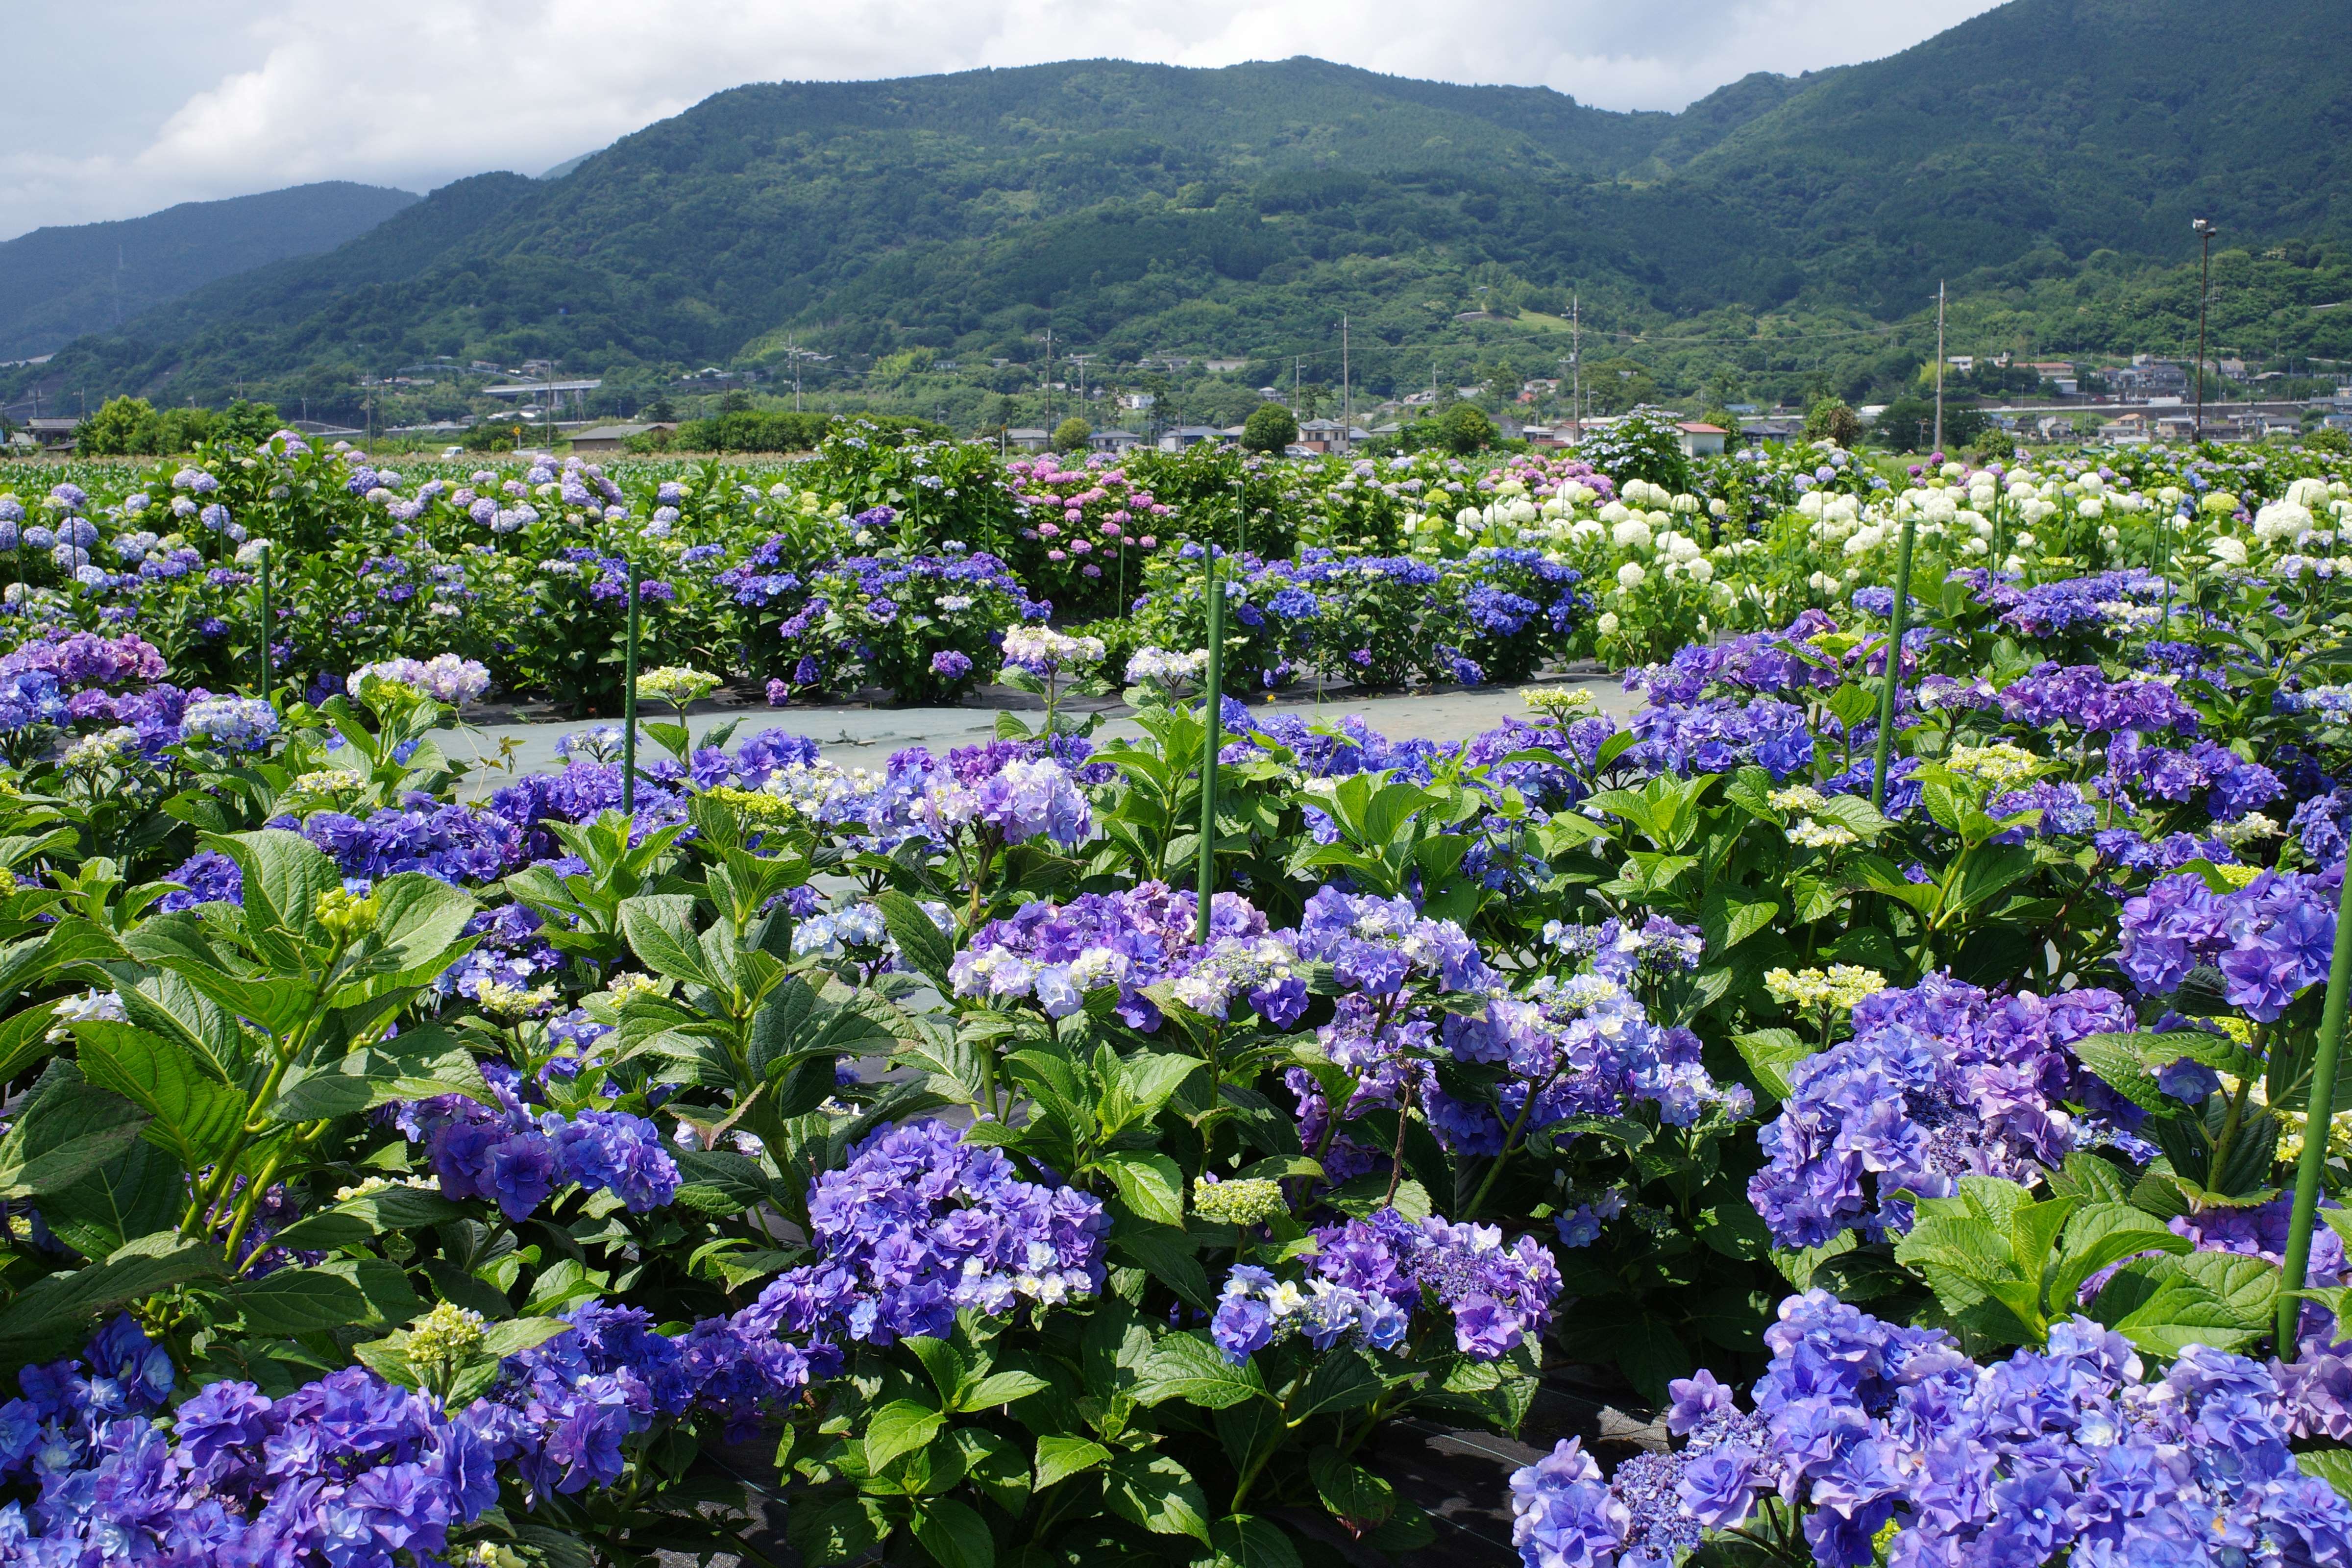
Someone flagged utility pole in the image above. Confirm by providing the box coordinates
[2193,219,2218,443]
[1042,327,1053,426]
[1570,293,1583,443]
[1069,354,1094,423]
[1933,280,1947,455]
[1340,314,1350,450]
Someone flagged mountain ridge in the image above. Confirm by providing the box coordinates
[11,0,2352,417]
[0,182,419,360]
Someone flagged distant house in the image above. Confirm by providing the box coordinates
[1157,426,1223,451]
[1739,417,1802,441]
[1676,421,1729,458]
[1521,425,1566,448]
[1204,358,1249,373]
[1088,429,1145,453]
[1295,417,1351,454]
[1120,392,1155,411]
[1004,427,1051,452]
[569,422,672,453]
[2112,361,2189,399]
[24,418,79,450]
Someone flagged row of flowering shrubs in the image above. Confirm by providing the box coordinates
[1,426,2352,1563]
[14,420,2349,711]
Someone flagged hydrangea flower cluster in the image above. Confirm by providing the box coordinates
[1749,975,2133,1248]
[489,1298,813,1471]
[2118,866,2340,1021]
[949,883,1302,1029]
[1292,886,1497,998]
[999,625,1105,675]
[178,695,280,753]
[1426,967,1748,1158]
[737,1120,1107,1353]
[408,1067,679,1221]
[1510,1292,2352,1568]
[347,655,492,707]
[0,1315,506,1567]
[1625,696,1815,781]
[1211,1207,1561,1363]
[2102,734,2283,821]
[913,750,1091,848]
[1996,662,2199,735]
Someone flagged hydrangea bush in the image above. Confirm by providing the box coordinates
[0,430,2346,1565]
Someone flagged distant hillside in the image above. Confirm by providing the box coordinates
[15,0,2352,416]
[0,182,418,359]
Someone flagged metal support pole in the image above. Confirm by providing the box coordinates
[2278,863,2352,1353]
[1869,514,1919,809]
[621,557,640,815]
[1196,545,1225,944]
[1933,282,1946,455]
[257,550,272,699]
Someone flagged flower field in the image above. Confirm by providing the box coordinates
[0,413,2348,1566]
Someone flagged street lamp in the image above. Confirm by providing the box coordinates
[2192,219,2219,443]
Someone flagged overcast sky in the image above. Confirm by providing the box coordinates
[4,0,2003,242]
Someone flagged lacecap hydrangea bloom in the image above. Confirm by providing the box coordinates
[949,883,1303,1029]
[348,654,492,707]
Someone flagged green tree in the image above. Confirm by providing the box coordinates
[1873,397,1986,453]
[216,400,283,446]
[1589,357,1657,415]
[1051,416,1092,453]
[1481,355,1523,405]
[462,419,530,453]
[74,396,157,456]
[1239,402,1298,453]
[1437,402,1497,455]
[1805,397,1863,447]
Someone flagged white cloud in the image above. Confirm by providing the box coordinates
[1,0,2000,240]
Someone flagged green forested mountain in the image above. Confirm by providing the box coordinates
[11,0,2352,422]
[0,183,418,361]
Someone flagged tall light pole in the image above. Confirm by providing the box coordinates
[1932,280,1947,455]
[1340,314,1350,449]
[2193,219,2218,443]
[1570,292,1583,443]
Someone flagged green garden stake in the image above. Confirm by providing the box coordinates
[621,556,640,815]
[2276,861,2352,1353]
[1236,466,1247,563]
[256,548,272,699]
[1869,513,1919,810]
[1196,543,1225,944]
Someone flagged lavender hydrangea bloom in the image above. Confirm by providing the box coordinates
[1998,662,2198,735]
[0,1318,505,1565]
[410,1066,679,1220]
[736,1120,1107,1356]
[1211,1206,1561,1364]
[950,882,1301,1029]
[1748,976,2132,1248]
[1517,1293,2352,1568]
[178,695,280,753]
[2118,867,2340,1020]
